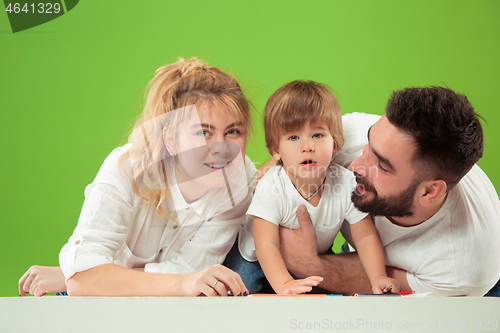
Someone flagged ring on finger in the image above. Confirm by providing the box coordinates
[213,280,219,288]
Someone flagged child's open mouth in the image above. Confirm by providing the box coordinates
[300,159,316,168]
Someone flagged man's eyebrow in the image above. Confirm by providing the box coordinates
[372,149,396,173]
[367,125,396,173]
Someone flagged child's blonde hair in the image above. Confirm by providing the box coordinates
[264,80,343,160]
[120,57,251,221]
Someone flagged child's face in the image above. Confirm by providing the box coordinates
[274,121,336,182]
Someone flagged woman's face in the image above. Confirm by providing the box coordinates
[165,102,247,200]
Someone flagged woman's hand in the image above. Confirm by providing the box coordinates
[19,266,66,296]
[180,264,248,297]
[278,276,323,295]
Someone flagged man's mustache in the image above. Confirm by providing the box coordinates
[353,172,377,194]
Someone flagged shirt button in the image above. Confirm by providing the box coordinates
[173,225,178,230]
[75,240,81,245]
[185,207,190,210]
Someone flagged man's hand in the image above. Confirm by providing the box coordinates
[279,205,375,295]
[279,205,321,278]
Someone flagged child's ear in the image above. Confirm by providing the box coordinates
[163,128,175,156]
[331,141,339,159]
[272,152,281,162]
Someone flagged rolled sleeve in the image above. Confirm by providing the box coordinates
[59,148,134,281]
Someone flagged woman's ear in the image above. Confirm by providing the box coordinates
[163,127,175,156]
[418,179,447,207]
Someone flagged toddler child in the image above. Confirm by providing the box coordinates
[238,80,399,294]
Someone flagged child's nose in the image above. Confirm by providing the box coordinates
[301,139,314,152]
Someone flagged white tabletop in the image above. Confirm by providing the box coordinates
[1,296,498,332]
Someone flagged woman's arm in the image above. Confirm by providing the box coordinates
[253,217,322,294]
[18,262,248,297]
[350,215,399,293]
[66,263,247,297]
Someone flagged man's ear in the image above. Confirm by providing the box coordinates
[163,127,175,156]
[418,180,447,207]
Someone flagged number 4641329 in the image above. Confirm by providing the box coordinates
[443,319,498,330]
[5,3,61,14]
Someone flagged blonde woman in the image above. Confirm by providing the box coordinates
[19,58,256,297]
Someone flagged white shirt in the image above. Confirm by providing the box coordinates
[376,165,500,296]
[59,145,257,280]
[334,112,382,169]
[338,112,500,296]
[239,163,367,261]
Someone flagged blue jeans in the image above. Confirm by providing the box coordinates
[222,237,340,294]
[222,238,266,293]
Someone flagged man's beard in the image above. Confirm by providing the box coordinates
[351,172,420,218]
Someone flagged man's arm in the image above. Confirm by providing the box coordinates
[279,205,410,295]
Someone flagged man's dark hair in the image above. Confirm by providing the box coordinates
[385,87,484,190]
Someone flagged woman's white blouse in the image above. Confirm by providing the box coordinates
[59,145,257,280]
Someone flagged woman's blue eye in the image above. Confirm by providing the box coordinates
[196,130,210,137]
[289,135,299,141]
[226,129,241,136]
[312,133,323,139]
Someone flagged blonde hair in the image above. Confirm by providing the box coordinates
[264,80,343,160]
[120,58,251,221]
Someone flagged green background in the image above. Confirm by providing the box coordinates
[1,0,499,297]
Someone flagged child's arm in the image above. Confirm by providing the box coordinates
[350,215,400,294]
[253,217,323,294]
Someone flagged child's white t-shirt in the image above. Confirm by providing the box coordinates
[239,163,368,261]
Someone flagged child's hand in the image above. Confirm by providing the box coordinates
[278,276,323,295]
[371,276,400,294]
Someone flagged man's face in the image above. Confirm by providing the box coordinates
[349,115,421,218]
